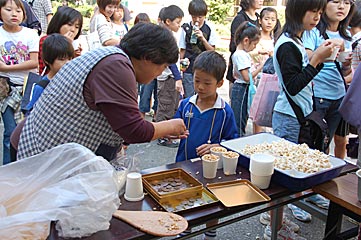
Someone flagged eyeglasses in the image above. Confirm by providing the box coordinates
[328,0,355,6]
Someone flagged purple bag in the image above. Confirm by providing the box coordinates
[339,64,361,131]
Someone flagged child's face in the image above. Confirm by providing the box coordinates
[103,4,116,18]
[302,9,322,31]
[0,0,24,28]
[243,38,260,52]
[166,17,182,32]
[49,57,71,74]
[194,70,223,100]
[112,7,124,21]
[59,20,80,41]
[191,15,205,27]
[260,11,277,33]
[325,0,352,24]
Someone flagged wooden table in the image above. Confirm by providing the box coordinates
[49,160,357,240]
[313,173,361,240]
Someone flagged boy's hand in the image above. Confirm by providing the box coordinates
[196,143,220,156]
[175,80,184,96]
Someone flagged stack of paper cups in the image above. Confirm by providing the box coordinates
[249,153,275,189]
[210,146,227,169]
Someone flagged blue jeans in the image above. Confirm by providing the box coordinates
[182,73,195,98]
[231,83,248,136]
[2,106,16,165]
[139,79,158,113]
[272,111,300,143]
[313,97,342,147]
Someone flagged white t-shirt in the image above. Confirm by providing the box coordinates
[0,26,39,85]
[232,49,251,84]
[112,23,127,40]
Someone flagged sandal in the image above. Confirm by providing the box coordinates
[287,204,312,222]
[306,194,329,210]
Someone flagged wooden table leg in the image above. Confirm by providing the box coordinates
[324,201,343,240]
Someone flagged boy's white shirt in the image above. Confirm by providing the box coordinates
[157,26,181,81]
[178,20,218,49]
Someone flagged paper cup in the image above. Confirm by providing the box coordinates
[337,51,352,62]
[210,146,227,169]
[222,151,239,175]
[356,169,361,201]
[250,172,273,189]
[124,172,144,201]
[249,153,275,176]
[325,46,340,61]
[202,154,219,179]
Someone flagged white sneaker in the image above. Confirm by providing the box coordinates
[263,225,307,240]
[259,212,299,232]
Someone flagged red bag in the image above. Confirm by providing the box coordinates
[249,73,279,128]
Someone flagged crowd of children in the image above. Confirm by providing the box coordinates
[1,0,361,239]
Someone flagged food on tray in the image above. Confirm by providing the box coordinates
[241,139,331,173]
[210,146,227,153]
[223,151,239,158]
[150,178,194,194]
[202,154,219,161]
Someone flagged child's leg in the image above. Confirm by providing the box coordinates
[334,134,347,159]
[205,219,218,240]
[231,83,248,136]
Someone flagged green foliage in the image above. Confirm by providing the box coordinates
[205,0,233,24]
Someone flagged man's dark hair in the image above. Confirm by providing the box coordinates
[193,51,226,83]
[42,34,74,70]
[47,6,83,40]
[161,5,184,22]
[120,23,179,65]
[188,0,207,16]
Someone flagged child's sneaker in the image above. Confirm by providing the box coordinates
[263,224,306,240]
[287,204,312,222]
[305,194,329,209]
[260,212,299,232]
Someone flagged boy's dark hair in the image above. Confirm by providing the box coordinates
[120,23,179,65]
[161,5,184,22]
[47,6,83,40]
[134,13,150,25]
[188,0,207,16]
[97,0,119,11]
[42,34,74,70]
[317,0,355,41]
[240,0,256,11]
[193,51,226,83]
[0,0,26,22]
[283,0,326,43]
[349,1,361,28]
[235,21,261,46]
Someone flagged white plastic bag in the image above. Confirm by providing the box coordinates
[0,143,121,239]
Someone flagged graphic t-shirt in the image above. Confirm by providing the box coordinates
[0,26,39,85]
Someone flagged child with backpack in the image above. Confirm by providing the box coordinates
[179,0,217,98]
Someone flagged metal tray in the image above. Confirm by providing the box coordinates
[151,188,219,213]
[221,133,347,191]
[142,168,203,201]
[206,179,270,207]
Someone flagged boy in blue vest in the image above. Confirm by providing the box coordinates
[179,0,217,98]
[174,51,238,239]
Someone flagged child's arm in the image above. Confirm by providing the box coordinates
[239,68,251,83]
[195,28,215,51]
[196,143,221,156]
[0,52,38,72]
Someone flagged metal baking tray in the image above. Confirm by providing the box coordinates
[152,188,218,213]
[142,168,203,201]
[221,133,347,191]
[206,179,270,207]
